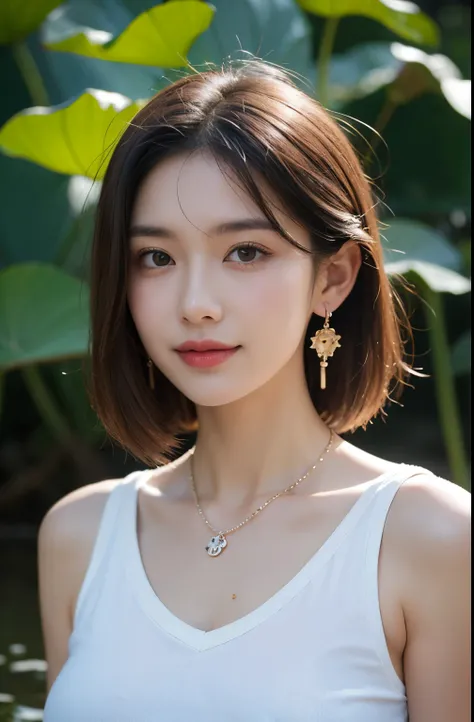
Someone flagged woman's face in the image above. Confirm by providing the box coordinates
[127,150,320,407]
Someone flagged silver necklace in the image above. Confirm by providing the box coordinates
[190,429,335,557]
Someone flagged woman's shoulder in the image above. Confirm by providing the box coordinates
[37,471,150,690]
[39,477,126,546]
[380,468,470,694]
[38,468,157,549]
[382,469,470,609]
[37,470,153,620]
[387,468,471,547]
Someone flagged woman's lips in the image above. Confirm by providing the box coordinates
[176,347,240,368]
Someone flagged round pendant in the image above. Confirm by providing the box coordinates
[206,534,227,557]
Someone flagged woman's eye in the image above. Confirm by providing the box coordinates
[139,250,174,268]
[137,244,270,269]
[226,244,270,264]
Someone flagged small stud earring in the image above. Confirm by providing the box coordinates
[310,308,342,390]
[147,358,155,390]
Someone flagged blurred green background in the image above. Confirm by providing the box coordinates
[0,0,470,717]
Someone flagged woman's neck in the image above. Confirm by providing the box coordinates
[190,365,335,507]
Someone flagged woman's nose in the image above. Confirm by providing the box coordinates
[179,264,223,324]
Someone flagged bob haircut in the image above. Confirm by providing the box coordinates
[89,60,414,465]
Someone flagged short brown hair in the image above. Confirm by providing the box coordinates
[89,61,414,465]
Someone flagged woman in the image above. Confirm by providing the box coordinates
[38,61,470,721]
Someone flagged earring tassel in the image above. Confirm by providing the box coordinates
[147,359,155,390]
[320,360,328,390]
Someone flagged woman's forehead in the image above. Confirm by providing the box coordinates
[133,151,259,222]
[131,150,308,245]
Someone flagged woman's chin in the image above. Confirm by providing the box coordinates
[172,379,259,409]
[180,389,248,409]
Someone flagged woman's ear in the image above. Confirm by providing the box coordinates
[312,241,362,316]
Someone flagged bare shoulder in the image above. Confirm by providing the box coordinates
[39,478,124,558]
[38,478,125,623]
[37,477,130,691]
[386,470,471,551]
[382,472,471,719]
[384,470,471,616]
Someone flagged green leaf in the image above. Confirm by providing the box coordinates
[388,43,471,118]
[324,42,400,106]
[43,0,215,67]
[459,238,471,276]
[344,87,470,215]
[388,262,471,294]
[0,89,145,178]
[0,156,74,265]
[381,218,464,269]
[382,219,471,293]
[0,264,90,371]
[38,0,170,103]
[440,79,471,120]
[0,0,64,45]
[451,331,471,376]
[187,0,315,87]
[326,42,471,117]
[52,358,104,442]
[298,0,439,47]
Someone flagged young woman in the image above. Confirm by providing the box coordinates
[38,61,470,721]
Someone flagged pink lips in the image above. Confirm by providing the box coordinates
[175,340,240,368]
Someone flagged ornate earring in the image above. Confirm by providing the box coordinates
[147,358,155,390]
[310,308,341,390]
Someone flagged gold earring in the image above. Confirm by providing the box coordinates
[147,358,155,390]
[310,308,341,390]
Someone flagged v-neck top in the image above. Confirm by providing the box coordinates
[43,462,433,722]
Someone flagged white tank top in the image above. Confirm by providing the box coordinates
[43,462,432,722]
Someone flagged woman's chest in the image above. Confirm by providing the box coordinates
[136,488,406,680]
[138,490,350,630]
[48,634,407,722]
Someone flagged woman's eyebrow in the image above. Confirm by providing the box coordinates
[129,217,275,239]
[213,218,275,234]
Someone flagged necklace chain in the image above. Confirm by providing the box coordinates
[189,430,335,550]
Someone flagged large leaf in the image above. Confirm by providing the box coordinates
[0,0,64,45]
[0,264,90,371]
[0,157,73,267]
[53,176,101,277]
[0,157,99,275]
[187,0,315,88]
[43,0,215,67]
[343,85,471,215]
[0,89,145,178]
[298,0,439,47]
[51,357,104,441]
[388,43,471,119]
[387,262,471,294]
[38,0,170,104]
[326,42,471,117]
[440,79,471,121]
[382,219,471,294]
[325,42,400,106]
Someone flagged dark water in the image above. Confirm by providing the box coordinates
[0,540,46,721]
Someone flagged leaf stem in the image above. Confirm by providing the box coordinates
[363,96,398,169]
[11,40,49,106]
[317,17,340,107]
[420,285,470,488]
[54,209,87,268]
[22,365,72,444]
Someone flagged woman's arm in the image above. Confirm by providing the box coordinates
[37,479,120,693]
[37,503,76,694]
[391,474,471,722]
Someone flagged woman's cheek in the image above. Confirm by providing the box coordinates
[251,265,311,321]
